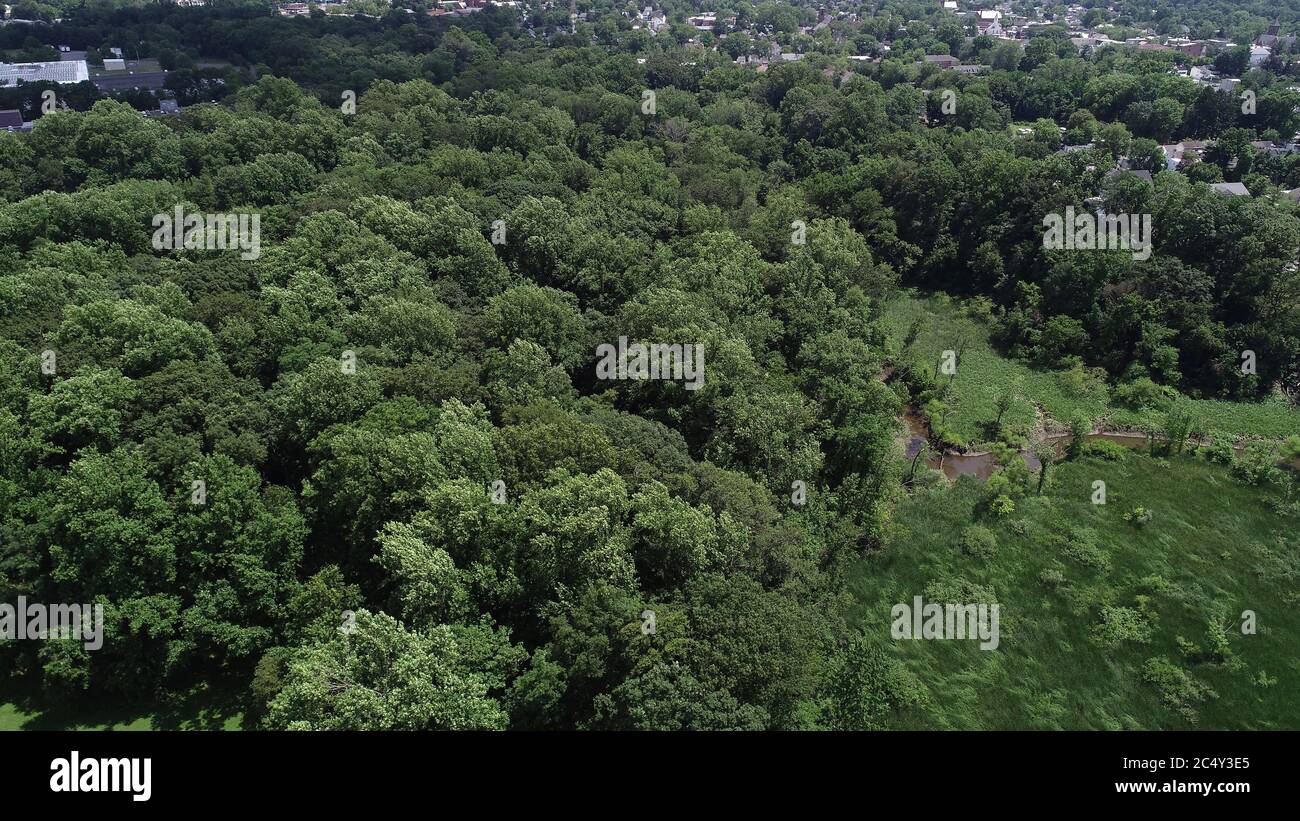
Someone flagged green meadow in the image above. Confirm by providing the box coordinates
[883,292,1300,444]
[851,454,1300,729]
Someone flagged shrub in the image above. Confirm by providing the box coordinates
[1135,574,1174,596]
[1066,414,1091,459]
[1231,443,1283,485]
[1057,362,1107,399]
[1123,506,1153,527]
[1142,656,1217,723]
[1282,435,1300,462]
[1201,438,1235,465]
[829,639,928,730]
[961,295,995,322]
[1058,526,1111,571]
[959,524,998,558]
[1038,566,1067,589]
[989,494,1016,517]
[1113,377,1175,410]
[1091,605,1155,647]
[986,468,1026,501]
[1081,439,1128,460]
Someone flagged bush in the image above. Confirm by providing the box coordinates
[1231,443,1282,486]
[1057,362,1107,399]
[1066,414,1091,460]
[986,467,1027,500]
[989,494,1016,517]
[829,639,928,730]
[1091,605,1155,647]
[1037,566,1067,589]
[959,524,998,558]
[1123,506,1153,527]
[1142,656,1217,723]
[1282,435,1300,462]
[1081,439,1128,460]
[1058,526,1111,571]
[1201,438,1235,465]
[961,295,996,322]
[1113,377,1176,410]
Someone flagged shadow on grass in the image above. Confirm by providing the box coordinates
[1,674,250,731]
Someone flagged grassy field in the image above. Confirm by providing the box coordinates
[883,292,1300,444]
[850,453,1300,729]
[0,677,245,731]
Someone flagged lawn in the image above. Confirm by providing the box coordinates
[882,291,1300,444]
[850,453,1300,729]
[0,677,245,731]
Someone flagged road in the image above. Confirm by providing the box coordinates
[92,71,167,91]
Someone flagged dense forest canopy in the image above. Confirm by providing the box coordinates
[0,0,1297,730]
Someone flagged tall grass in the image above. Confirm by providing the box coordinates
[850,454,1299,729]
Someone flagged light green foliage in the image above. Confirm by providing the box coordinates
[265,610,510,731]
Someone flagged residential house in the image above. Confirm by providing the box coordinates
[923,54,961,69]
[1210,182,1251,197]
[1255,19,1296,51]
[1251,140,1300,157]
[1107,167,1153,184]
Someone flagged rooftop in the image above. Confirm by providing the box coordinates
[1210,182,1251,197]
[0,60,89,85]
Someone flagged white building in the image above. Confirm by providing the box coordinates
[0,60,89,86]
[975,12,1003,37]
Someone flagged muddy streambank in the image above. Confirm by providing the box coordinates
[899,411,1171,481]
[877,363,1294,482]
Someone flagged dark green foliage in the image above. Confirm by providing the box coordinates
[3,0,1298,731]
